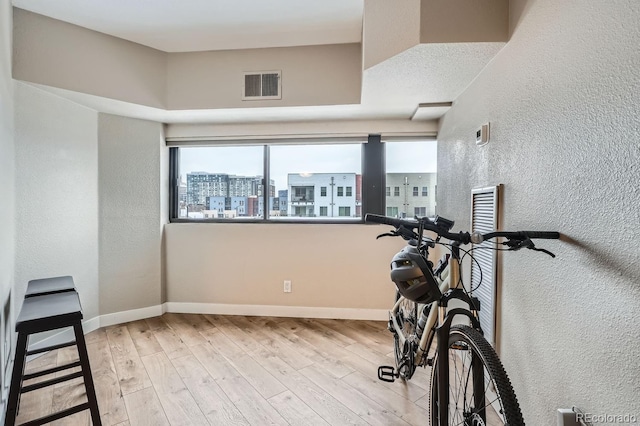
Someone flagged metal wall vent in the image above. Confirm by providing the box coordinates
[242,71,281,100]
[470,185,501,347]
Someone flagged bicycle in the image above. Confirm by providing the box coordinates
[365,213,559,426]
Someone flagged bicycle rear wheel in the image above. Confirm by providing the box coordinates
[430,325,524,426]
[393,291,417,379]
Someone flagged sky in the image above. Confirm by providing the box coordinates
[180,141,438,191]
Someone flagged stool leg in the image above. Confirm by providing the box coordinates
[5,332,28,426]
[73,324,102,426]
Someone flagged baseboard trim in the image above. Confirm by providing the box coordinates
[99,305,164,328]
[26,302,388,358]
[164,302,389,321]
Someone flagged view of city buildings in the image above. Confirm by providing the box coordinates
[179,171,436,219]
[386,173,437,218]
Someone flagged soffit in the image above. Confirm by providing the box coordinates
[12,1,506,125]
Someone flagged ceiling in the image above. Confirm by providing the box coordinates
[12,0,503,124]
[12,0,364,52]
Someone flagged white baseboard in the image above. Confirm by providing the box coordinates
[99,305,164,328]
[164,302,389,321]
[26,302,387,358]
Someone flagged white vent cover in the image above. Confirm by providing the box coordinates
[242,71,281,100]
[470,185,501,347]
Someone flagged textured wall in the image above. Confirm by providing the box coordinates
[14,83,99,320]
[437,0,640,422]
[98,114,166,314]
[0,0,15,405]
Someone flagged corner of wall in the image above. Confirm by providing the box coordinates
[0,0,16,411]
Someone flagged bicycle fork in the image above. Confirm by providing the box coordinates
[434,290,484,424]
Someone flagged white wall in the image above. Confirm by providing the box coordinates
[165,223,400,315]
[362,0,420,70]
[12,8,362,112]
[167,43,362,110]
[98,114,166,314]
[0,0,15,408]
[437,0,640,422]
[13,9,167,109]
[14,83,99,320]
[420,0,508,43]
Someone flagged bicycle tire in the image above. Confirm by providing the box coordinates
[393,291,417,380]
[429,324,524,426]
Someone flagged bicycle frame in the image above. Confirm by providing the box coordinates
[390,244,486,424]
[390,244,464,365]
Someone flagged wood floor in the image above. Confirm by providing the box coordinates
[16,313,433,425]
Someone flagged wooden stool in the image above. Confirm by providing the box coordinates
[5,291,101,425]
[25,276,76,298]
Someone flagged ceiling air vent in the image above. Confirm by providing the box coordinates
[242,71,281,100]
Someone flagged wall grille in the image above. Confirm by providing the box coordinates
[470,185,500,346]
[242,71,281,100]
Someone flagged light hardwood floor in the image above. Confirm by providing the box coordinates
[16,314,433,425]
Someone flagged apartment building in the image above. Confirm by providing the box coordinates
[287,173,359,218]
[385,172,437,218]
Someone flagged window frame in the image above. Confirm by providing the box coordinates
[168,135,430,224]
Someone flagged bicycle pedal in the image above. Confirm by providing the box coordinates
[377,365,396,383]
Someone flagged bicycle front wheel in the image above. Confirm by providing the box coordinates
[430,325,524,426]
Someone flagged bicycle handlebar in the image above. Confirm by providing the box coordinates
[364,213,560,244]
[482,230,560,240]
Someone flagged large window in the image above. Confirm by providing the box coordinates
[169,138,436,222]
[172,142,362,221]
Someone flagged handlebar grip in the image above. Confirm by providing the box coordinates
[365,214,415,228]
[522,231,560,239]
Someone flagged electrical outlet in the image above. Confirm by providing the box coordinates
[283,280,292,293]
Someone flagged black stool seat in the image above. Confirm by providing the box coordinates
[25,276,76,298]
[16,292,83,334]
[6,290,101,425]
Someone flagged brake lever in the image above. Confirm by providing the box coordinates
[530,247,556,258]
[503,238,556,258]
[376,232,397,239]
